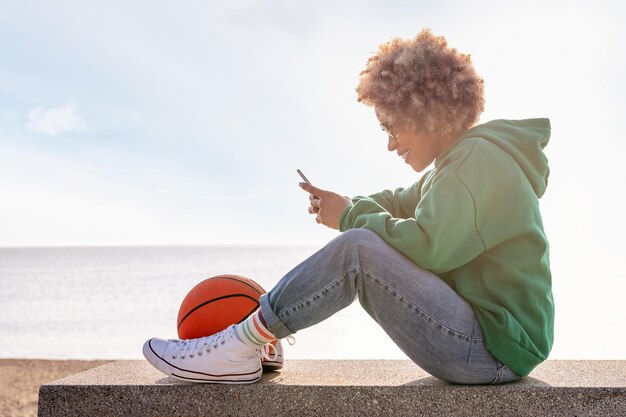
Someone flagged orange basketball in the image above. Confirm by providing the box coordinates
[177,274,266,340]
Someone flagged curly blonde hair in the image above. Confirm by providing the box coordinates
[356,29,484,139]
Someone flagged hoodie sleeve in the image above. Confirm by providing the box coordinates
[339,169,485,273]
[350,174,427,219]
[351,182,422,219]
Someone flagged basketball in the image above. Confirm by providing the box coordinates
[177,274,266,340]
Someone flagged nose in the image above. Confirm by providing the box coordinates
[387,136,397,152]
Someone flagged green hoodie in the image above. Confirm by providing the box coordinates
[339,118,553,377]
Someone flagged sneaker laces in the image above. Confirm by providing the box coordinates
[171,326,232,359]
[259,335,296,362]
[258,344,275,361]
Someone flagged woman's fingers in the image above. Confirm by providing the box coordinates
[299,182,326,197]
[307,195,321,214]
[300,182,346,230]
[308,201,320,214]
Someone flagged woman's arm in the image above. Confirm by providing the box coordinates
[340,170,485,273]
[358,185,419,219]
[352,171,430,219]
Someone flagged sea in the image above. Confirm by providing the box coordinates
[0,246,406,360]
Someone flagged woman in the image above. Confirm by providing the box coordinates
[143,29,553,385]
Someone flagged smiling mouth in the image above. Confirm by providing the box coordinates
[400,149,410,161]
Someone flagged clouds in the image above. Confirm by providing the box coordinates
[25,103,86,136]
[1,0,625,248]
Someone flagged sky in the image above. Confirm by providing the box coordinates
[1,1,625,358]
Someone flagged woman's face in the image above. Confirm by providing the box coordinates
[376,112,443,173]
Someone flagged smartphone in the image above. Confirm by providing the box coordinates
[297,169,312,185]
[297,169,319,199]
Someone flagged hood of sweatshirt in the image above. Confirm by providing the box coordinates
[452,118,551,198]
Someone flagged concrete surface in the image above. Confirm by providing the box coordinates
[39,360,626,416]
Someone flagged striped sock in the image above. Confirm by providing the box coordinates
[233,309,276,347]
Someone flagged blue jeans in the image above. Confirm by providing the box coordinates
[259,229,521,384]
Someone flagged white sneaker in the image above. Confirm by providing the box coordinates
[261,340,284,371]
[262,335,295,371]
[143,325,263,384]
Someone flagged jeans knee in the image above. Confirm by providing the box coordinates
[340,228,380,245]
[334,229,387,263]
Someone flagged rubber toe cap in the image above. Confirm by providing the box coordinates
[143,338,168,360]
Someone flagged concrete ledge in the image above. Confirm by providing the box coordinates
[39,360,625,416]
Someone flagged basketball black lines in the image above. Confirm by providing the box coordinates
[177,293,260,330]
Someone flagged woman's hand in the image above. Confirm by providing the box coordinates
[299,182,352,230]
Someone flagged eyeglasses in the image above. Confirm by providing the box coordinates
[380,122,397,141]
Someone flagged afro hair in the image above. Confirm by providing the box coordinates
[357,29,485,139]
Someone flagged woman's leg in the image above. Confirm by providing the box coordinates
[259,228,520,384]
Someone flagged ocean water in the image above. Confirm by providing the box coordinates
[3,246,624,361]
[0,246,406,360]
